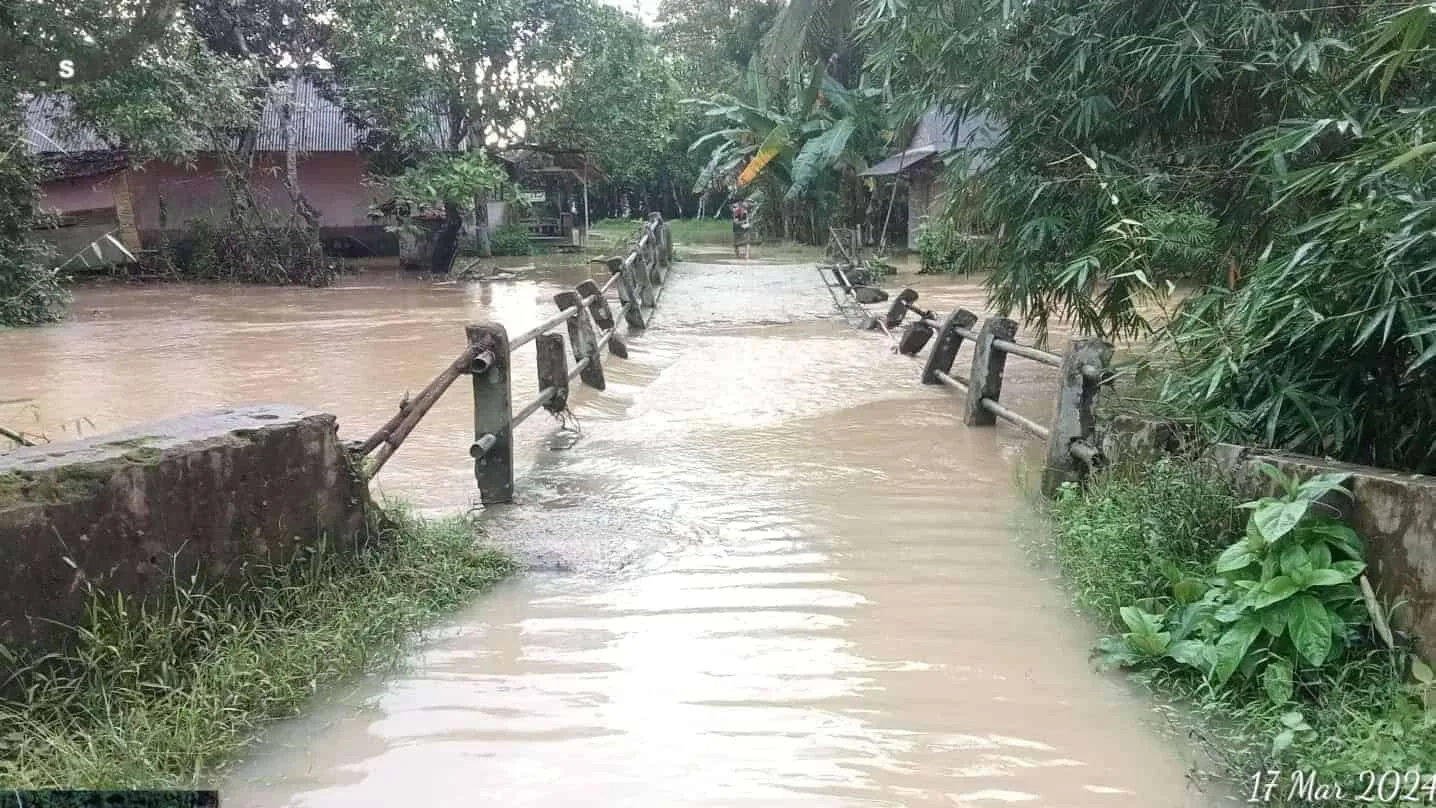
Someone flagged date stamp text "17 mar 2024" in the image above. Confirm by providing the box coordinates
[1249,771,1436,803]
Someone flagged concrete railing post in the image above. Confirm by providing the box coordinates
[885,288,918,330]
[555,289,605,390]
[467,322,513,505]
[633,253,657,309]
[611,265,647,331]
[1041,337,1114,496]
[535,332,570,414]
[921,308,979,384]
[963,317,1018,426]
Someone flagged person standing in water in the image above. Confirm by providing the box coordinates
[732,200,752,260]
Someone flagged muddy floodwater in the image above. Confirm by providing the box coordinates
[2,252,1218,806]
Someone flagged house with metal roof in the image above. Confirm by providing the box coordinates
[24,78,464,263]
[860,108,1004,251]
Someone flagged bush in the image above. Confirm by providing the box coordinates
[1,116,69,326]
[1049,458,1436,800]
[169,217,335,287]
[916,217,958,273]
[915,217,984,275]
[1050,457,1241,620]
[489,225,533,257]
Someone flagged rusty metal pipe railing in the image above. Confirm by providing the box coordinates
[359,345,478,459]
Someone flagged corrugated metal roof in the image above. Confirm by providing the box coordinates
[23,77,451,155]
[861,107,1006,177]
[23,96,114,153]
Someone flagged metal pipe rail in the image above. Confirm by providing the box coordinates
[875,285,1115,497]
[355,213,676,504]
[992,338,1061,368]
[981,398,1050,440]
[511,306,581,352]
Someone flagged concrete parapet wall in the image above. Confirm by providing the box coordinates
[1100,416,1436,661]
[0,405,370,650]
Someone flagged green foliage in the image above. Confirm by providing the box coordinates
[1050,457,1241,620]
[0,506,514,787]
[1050,458,1436,790]
[489,225,534,257]
[915,218,973,275]
[0,792,215,808]
[0,114,69,327]
[687,62,890,239]
[863,0,1436,475]
[533,7,683,194]
[1099,467,1373,693]
[172,216,336,287]
[389,152,517,208]
[1151,10,1436,472]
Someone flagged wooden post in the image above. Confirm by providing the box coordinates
[535,332,570,414]
[1042,337,1114,496]
[921,308,979,384]
[611,265,646,331]
[555,290,605,390]
[885,288,918,330]
[963,317,1018,426]
[467,323,513,505]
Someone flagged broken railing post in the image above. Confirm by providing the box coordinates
[921,308,979,384]
[898,320,934,356]
[885,288,918,330]
[467,322,513,505]
[1041,337,1114,496]
[555,289,605,390]
[963,317,1019,426]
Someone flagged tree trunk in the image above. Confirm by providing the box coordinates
[431,202,462,274]
[281,72,321,234]
[474,190,492,258]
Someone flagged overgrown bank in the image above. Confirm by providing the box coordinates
[1046,460,1435,803]
[0,506,514,788]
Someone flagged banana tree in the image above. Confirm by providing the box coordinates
[686,62,889,239]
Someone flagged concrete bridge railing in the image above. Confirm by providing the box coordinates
[881,288,1114,497]
[351,213,676,505]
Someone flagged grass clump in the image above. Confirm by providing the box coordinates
[0,506,514,788]
[1048,457,1436,803]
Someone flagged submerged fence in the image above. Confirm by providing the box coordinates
[351,213,675,504]
[881,287,1114,495]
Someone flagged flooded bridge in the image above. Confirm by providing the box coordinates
[3,245,1214,806]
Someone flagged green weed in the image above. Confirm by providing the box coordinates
[1048,459,1436,803]
[0,506,514,788]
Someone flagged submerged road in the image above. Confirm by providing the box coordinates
[227,256,1214,807]
[4,254,1216,806]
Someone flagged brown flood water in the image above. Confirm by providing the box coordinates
[1,253,1220,806]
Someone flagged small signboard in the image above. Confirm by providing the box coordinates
[520,190,547,204]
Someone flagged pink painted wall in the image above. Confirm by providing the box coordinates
[39,152,382,235]
[37,173,121,215]
[127,152,380,233]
